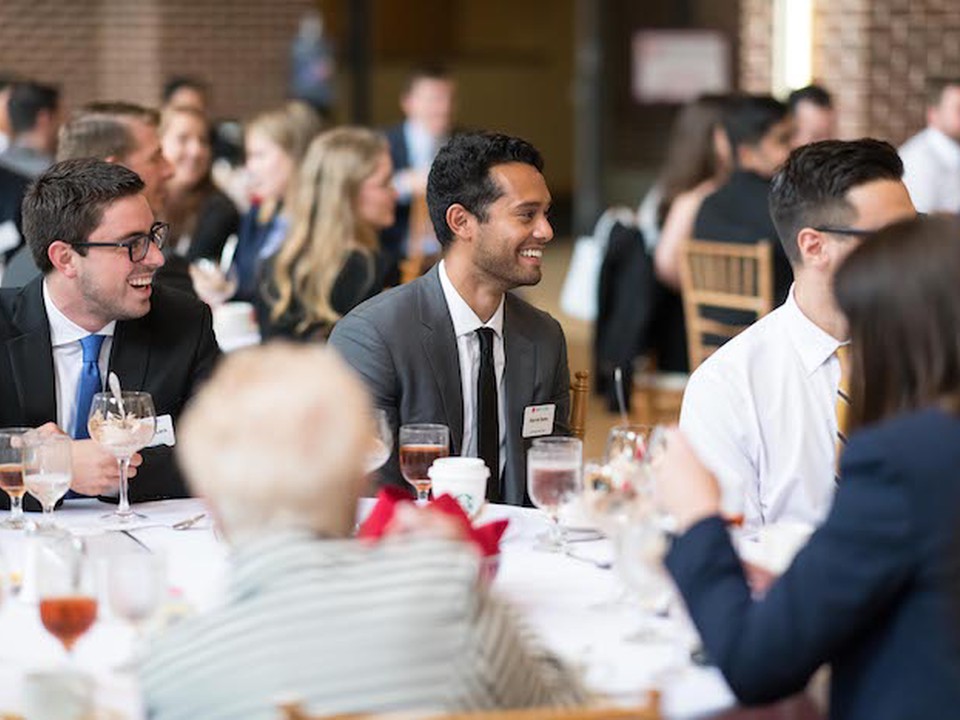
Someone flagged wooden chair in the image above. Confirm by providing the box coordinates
[279,699,660,720]
[630,356,685,427]
[569,369,590,440]
[678,240,774,371]
[399,193,437,285]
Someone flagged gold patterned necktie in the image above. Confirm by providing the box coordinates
[835,344,851,482]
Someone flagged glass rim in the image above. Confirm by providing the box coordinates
[531,435,582,447]
[91,390,153,399]
[399,423,449,432]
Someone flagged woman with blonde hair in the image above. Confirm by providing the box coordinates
[257,126,396,341]
[228,101,322,303]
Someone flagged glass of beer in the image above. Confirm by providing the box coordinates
[398,424,449,502]
[527,436,583,551]
[0,428,30,529]
[36,532,98,659]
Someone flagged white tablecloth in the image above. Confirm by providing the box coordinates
[0,499,735,719]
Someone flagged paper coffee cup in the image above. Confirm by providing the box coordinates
[429,457,489,518]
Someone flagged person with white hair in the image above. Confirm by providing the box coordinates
[141,343,585,720]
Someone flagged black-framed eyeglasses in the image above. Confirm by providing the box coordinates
[811,225,872,237]
[70,221,169,263]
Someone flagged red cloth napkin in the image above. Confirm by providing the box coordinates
[358,486,508,557]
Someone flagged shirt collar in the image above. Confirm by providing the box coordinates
[782,284,844,375]
[438,259,505,339]
[403,120,442,168]
[925,127,960,167]
[42,279,116,348]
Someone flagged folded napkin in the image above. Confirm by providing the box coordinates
[358,486,508,558]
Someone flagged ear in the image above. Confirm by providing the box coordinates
[445,203,475,243]
[795,227,828,270]
[47,240,80,278]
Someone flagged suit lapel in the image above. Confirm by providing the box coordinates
[418,266,464,454]
[7,280,57,425]
[108,314,150,391]
[503,297,537,504]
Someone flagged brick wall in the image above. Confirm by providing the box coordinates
[0,0,316,120]
[740,0,960,144]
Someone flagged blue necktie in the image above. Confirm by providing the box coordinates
[73,335,105,440]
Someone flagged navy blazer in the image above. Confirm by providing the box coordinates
[667,407,960,720]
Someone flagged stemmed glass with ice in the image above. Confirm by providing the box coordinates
[87,373,156,522]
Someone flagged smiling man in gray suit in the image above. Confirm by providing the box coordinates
[330,132,569,506]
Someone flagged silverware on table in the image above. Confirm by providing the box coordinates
[171,513,207,531]
[564,549,613,570]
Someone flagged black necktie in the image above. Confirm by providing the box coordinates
[476,327,501,502]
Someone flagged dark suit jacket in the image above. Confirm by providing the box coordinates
[379,122,411,288]
[0,164,28,263]
[666,408,960,720]
[329,263,571,506]
[0,278,220,507]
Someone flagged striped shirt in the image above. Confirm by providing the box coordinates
[141,533,587,720]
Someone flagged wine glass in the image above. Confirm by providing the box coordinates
[614,514,675,643]
[87,391,156,522]
[604,424,652,464]
[364,409,393,474]
[0,427,30,529]
[107,551,166,671]
[527,436,583,552]
[398,424,449,502]
[22,433,72,528]
[36,532,98,660]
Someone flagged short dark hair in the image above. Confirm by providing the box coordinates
[926,77,960,107]
[162,76,207,104]
[426,132,544,247]
[768,138,904,265]
[8,82,59,135]
[57,102,159,162]
[787,84,833,112]
[722,94,788,151]
[835,215,960,430]
[403,62,451,96]
[22,158,144,274]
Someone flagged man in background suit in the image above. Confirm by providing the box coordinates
[331,132,569,506]
[380,64,456,286]
[0,158,218,508]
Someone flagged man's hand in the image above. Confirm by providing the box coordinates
[652,428,722,533]
[33,422,143,496]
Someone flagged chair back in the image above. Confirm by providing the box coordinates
[569,369,590,440]
[399,193,434,285]
[279,701,660,720]
[679,239,773,370]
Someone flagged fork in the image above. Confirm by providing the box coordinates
[171,513,207,530]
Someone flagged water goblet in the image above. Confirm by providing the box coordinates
[398,424,449,502]
[527,436,583,551]
[365,409,394,474]
[107,551,166,671]
[22,433,73,528]
[87,391,156,522]
[0,427,30,529]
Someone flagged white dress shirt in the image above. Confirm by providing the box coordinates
[899,127,960,214]
[680,286,843,535]
[43,280,115,436]
[437,260,506,479]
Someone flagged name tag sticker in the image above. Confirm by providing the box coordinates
[522,403,556,438]
[149,415,176,447]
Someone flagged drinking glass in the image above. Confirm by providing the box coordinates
[0,427,30,529]
[527,436,583,551]
[22,433,72,528]
[87,391,156,522]
[189,258,238,308]
[107,551,166,670]
[604,424,652,465]
[398,424,449,502]
[365,409,394,474]
[36,533,98,660]
[614,514,675,643]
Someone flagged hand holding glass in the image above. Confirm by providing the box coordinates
[398,424,449,502]
[23,433,72,527]
[88,391,156,521]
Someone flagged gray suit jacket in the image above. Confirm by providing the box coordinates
[329,264,570,506]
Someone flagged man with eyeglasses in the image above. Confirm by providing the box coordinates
[680,139,916,536]
[0,158,219,507]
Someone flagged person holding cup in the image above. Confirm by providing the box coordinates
[654,215,960,719]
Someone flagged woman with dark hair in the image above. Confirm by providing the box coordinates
[654,214,960,719]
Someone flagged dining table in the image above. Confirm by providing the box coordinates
[0,498,822,720]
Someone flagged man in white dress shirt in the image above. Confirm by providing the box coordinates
[680,139,916,534]
[899,78,960,214]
